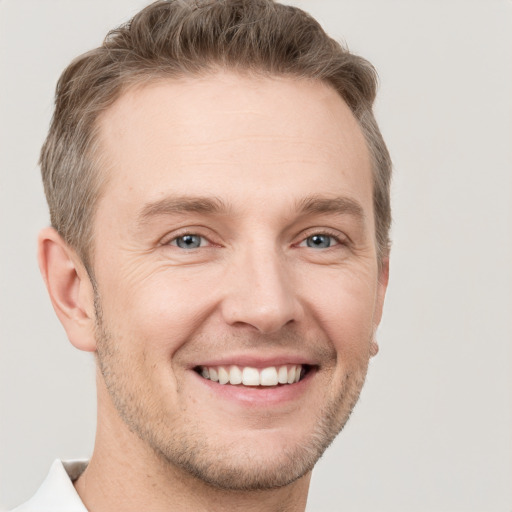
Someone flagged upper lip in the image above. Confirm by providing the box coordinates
[191,352,318,369]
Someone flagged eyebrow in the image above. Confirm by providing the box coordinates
[137,195,231,226]
[295,195,366,222]
[137,193,366,226]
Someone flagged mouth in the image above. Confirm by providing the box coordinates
[194,364,313,387]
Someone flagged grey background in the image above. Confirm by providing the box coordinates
[1,0,511,510]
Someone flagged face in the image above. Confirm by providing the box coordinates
[90,72,388,490]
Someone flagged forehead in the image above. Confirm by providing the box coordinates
[95,72,372,218]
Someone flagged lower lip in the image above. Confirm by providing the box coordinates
[191,368,315,407]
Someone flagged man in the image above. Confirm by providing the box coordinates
[13,0,391,510]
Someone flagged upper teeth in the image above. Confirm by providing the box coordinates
[200,365,303,386]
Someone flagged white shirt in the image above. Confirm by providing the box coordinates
[11,460,88,512]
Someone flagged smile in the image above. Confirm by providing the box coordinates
[195,364,308,387]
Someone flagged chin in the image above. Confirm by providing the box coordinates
[159,434,321,491]
[146,404,351,492]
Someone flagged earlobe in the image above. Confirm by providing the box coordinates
[369,338,379,357]
[38,227,97,352]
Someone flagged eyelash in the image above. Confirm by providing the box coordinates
[163,229,347,250]
[296,230,347,249]
[169,234,209,249]
[163,229,214,249]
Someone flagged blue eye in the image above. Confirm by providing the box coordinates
[305,234,335,249]
[172,234,204,249]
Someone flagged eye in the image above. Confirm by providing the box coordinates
[300,234,339,249]
[170,234,206,249]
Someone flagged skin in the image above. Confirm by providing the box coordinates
[38,72,389,512]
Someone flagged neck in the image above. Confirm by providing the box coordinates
[74,385,311,512]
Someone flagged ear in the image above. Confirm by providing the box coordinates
[370,256,390,357]
[38,227,97,352]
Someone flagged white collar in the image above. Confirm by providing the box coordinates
[12,460,88,511]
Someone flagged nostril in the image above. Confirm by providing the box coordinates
[219,274,302,334]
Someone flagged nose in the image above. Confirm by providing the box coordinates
[220,246,302,334]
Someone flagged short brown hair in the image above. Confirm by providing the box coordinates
[40,0,392,270]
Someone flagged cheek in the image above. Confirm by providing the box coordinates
[307,269,378,357]
[101,265,222,355]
